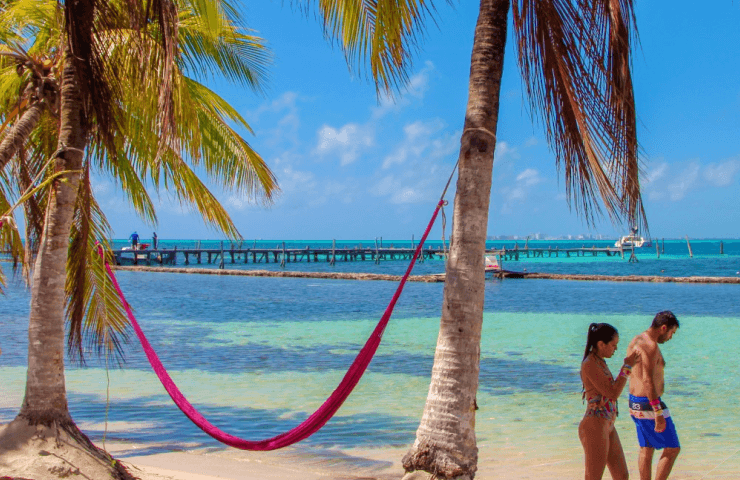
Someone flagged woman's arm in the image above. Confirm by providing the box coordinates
[582,349,639,399]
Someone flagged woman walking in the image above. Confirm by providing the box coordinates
[579,323,639,480]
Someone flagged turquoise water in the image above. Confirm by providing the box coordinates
[1,256,739,477]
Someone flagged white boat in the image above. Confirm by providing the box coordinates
[615,227,650,249]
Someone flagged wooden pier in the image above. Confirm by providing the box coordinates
[112,244,445,267]
[491,244,625,261]
[112,242,632,267]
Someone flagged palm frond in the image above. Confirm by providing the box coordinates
[158,148,243,238]
[177,78,278,201]
[66,161,130,365]
[0,194,27,289]
[512,0,645,230]
[89,141,159,225]
[298,0,447,96]
[177,15,271,92]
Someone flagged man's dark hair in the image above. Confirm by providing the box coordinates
[651,310,679,329]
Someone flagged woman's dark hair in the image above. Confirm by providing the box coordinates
[582,323,618,360]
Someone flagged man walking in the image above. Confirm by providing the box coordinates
[626,311,680,480]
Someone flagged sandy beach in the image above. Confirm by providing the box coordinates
[3,415,733,480]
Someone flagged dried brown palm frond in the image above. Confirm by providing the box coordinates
[64,0,119,149]
[512,0,646,231]
[147,0,180,157]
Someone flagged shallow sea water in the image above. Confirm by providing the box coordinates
[1,250,739,478]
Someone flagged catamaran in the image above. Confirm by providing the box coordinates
[614,226,651,248]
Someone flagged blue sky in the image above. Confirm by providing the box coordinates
[97,1,740,240]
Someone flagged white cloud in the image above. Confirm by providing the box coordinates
[516,168,543,187]
[703,158,740,186]
[382,119,446,169]
[370,175,397,197]
[667,163,700,201]
[314,123,374,166]
[368,172,442,205]
[643,157,740,202]
[248,92,299,122]
[500,168,545,214]
[391,187,425,204]
[645,163,668,184]
[308,180,360,207]
[372,61,435,118]
[406,61,434,99]
[249,92,302,150]
[493,141,521,166]
[92,179,111,195]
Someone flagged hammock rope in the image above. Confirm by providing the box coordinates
[97,161,459,451]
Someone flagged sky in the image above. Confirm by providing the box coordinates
[96,1,740,241]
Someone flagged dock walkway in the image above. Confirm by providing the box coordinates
[112,244,445,266]
[112,243,629,266]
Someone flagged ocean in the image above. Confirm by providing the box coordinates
[1,240,739,478]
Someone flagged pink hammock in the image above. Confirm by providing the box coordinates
[99,199,446,451]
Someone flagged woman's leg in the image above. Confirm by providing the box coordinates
[605,427,629,480]
[579,416,610,480]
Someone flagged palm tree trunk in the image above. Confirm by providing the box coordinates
[0,101,46,172]
[17,50,86,426]
[402,0,509,478]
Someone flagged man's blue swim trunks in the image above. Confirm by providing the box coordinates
[629,395,680,449]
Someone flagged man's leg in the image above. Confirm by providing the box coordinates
[638,447,654,480]
[655,447,680,480]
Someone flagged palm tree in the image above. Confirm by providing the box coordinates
[1,0,442,477]
[401,1,644,479]
[0,0,276,476]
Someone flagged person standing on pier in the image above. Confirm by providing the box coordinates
[626,311,681,480]
[152,232,158,249]
[129,231,139,250]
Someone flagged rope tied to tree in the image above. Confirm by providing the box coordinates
[462,126,496,141]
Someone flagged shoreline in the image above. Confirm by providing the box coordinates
[112,265,740,284]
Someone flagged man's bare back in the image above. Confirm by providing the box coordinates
[627,332,667,398]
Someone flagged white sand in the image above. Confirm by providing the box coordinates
[1,388,732,479]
